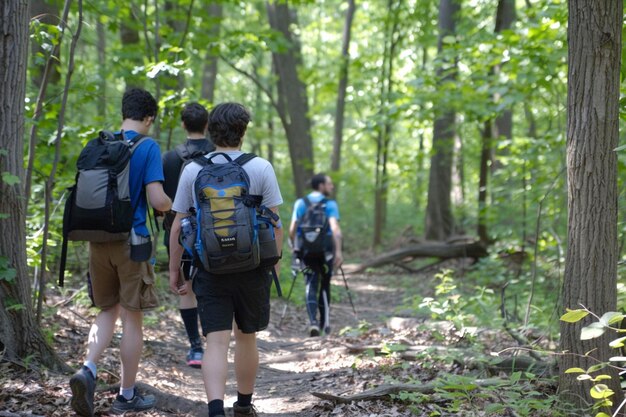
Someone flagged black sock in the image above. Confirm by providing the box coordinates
[237,392,253,408]
[208,399,224,417]
[180,308,201,350]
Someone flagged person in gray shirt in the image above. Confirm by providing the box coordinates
[168,102,283,417]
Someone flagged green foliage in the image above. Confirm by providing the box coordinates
[0,256,16,283]
[560,308,626,417]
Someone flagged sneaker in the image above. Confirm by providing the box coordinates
[186,348,203,368]
[69,366,96,417]
[233,402,258,417]
[308,325,320,337]
[110,390,156,414]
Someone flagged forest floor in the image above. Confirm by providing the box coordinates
[0,259,559,417]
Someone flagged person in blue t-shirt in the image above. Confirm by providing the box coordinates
[69,88,171,417]
[289,173,343,337]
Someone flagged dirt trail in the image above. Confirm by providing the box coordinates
[137,267,417,416]
[1,267,428,417]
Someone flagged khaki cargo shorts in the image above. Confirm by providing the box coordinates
[88,240,159,311]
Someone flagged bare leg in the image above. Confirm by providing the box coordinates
[119,307,143,389]
[202,329,231,401]
[85,304,121,364]
[234,327,258,395]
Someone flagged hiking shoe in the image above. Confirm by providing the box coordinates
[308,325,320,337]
[186,348,203,368]
[110,390,156,414]
[324,326,331,335]
[70,366,96,417]
[233,402,258,417]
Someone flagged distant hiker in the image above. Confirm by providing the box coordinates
[69,88,171,416]
[168,102,283,417]
[160,102,215,368]
[289,173,343,337]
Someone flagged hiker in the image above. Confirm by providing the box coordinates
[168,102,283,417]
[289,173,343,337]
[160,102,215,368]
[69,88,172,417]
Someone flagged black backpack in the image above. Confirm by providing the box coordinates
[58,131,148,286]
[162,141,215,233]
[295,196,332,259]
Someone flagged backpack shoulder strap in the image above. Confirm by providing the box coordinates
[234,153,257,166]
[303,196,311,207]
[174,143,191,161]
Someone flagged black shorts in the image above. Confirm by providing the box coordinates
[193,267,272,335]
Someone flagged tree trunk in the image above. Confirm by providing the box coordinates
[373,0,401,247]
[266,2,314,197]
[201,2,222,103]
[330,0,356,177]
[96,18,106,119]
[29,0,60,88]
[477,121,491,243]
[120,5,144,90]
[424,0,459,241]
[0,0,67,372]
[559,1,623,414]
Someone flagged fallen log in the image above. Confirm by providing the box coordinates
[350,241,488,273]
[311,377,513,403]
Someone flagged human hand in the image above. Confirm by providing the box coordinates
[334,252,343,269]
[169,271,187,295]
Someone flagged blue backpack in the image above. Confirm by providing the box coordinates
[187,153,280,274]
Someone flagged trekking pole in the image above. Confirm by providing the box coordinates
[338,266,358,318]
[277,259,301,328]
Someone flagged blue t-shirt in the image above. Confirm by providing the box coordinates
[291,191,339,236]
[120,130,165,237]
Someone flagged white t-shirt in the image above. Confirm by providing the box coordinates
[172,151,283,214]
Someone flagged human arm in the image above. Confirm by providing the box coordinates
[168,212,187,295]
[329,217,343,268]
[271,206,283,278]
[146,181,172,212]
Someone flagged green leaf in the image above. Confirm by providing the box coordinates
[596,413,611,417]
[609,337,626,348]
[1,172,20,186]
[561,309,589,323]
[576,374,592,381]
[609,356,626,362]
[590,384,614,400]
[565,368,586,374]
[587,363,608,373]
[581,322,606,340]
[600,311,623,326]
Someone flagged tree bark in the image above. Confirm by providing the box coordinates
[266,1,314,197]
[559,1,623,414]
[120,5,144,90]
[372,0,401,247]
[201,2,222,103]
[0,0,67,371]
[29,0,61,88]
[330,0,356,176]
[424,0,459,241]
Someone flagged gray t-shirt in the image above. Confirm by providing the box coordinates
[172,150,283,214]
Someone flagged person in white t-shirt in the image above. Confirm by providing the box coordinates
[168,102,283,417]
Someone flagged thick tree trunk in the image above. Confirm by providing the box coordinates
[424,0,459,241]
[330,0,356,177]
[0,0,66,372]
[559,1,623,414]
[266,2,314,197]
